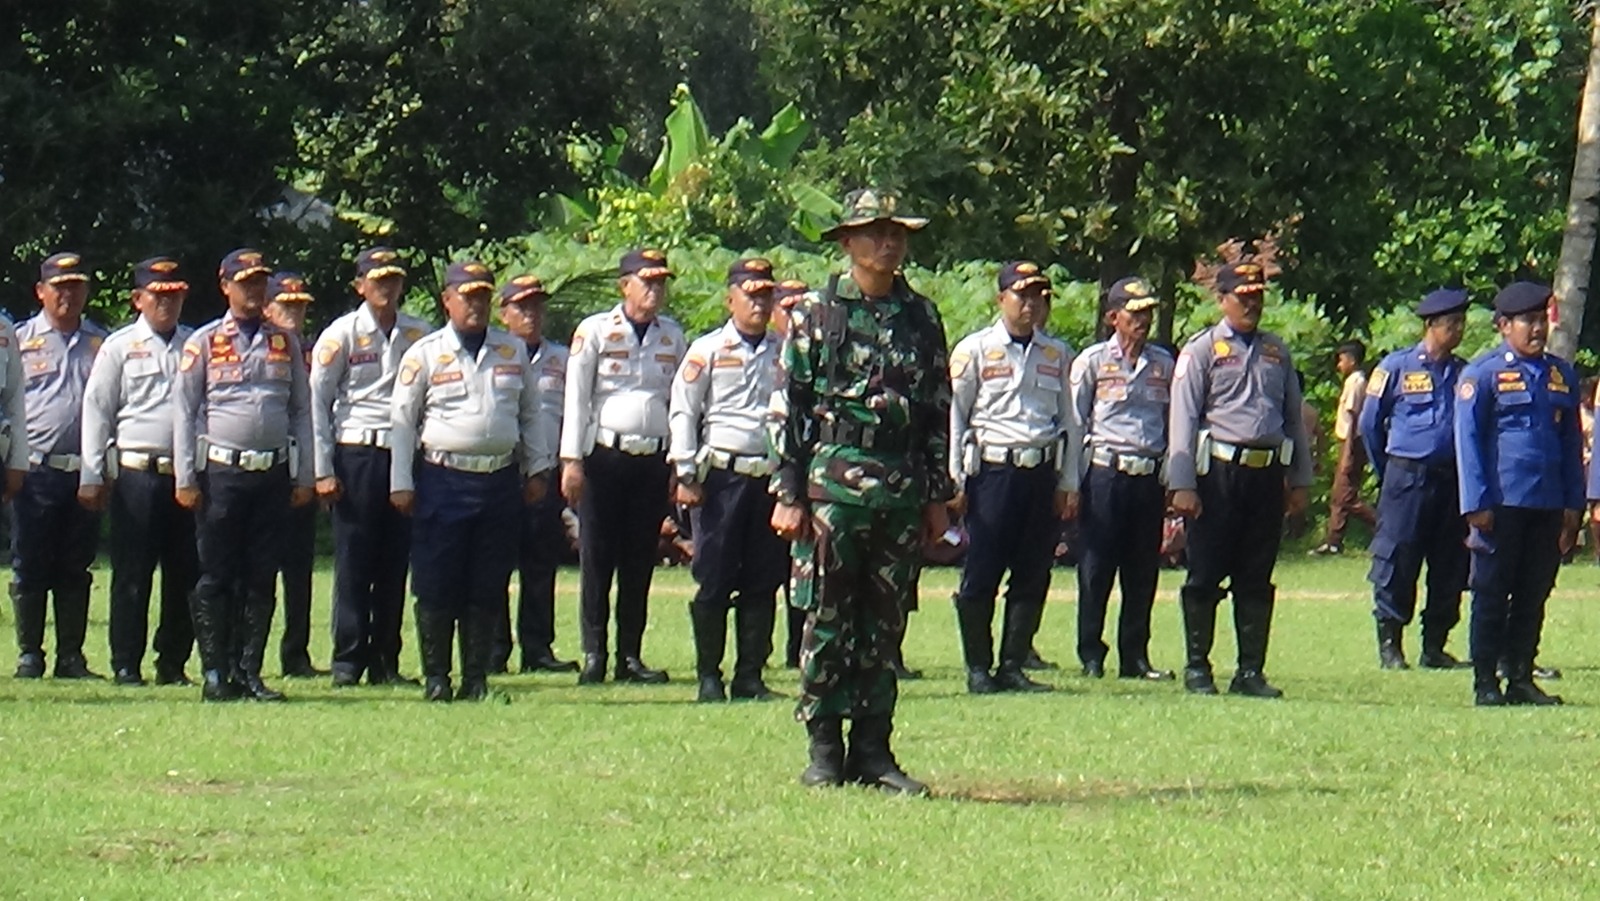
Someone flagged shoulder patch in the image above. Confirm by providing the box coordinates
[316,340,341,367]
[1458,379,1475,401]
[1366,367,1389,398]
[399,359,421,386]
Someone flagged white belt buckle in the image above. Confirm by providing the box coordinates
[619,435,658,455]
[1016,447,1043,468]
[240,449,274,471]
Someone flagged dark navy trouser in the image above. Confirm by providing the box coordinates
[330,444,411,677]
[1368,458,1466,630]
[1468,506,1563,683]
[577,446,668,659]
[107,466,195,674]
[1076,463,1164,667]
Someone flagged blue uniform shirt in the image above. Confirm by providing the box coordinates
[1454,342,1583,514]
[1359,341,1464,477]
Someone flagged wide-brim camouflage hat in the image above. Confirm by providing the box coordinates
[820,189,929,240]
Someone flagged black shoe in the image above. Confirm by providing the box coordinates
[1418,648,1467,669]
[1228,670,1284,699]
[201,670,243,702]
[487,660,510,676]
[14,652,44,679]
[1184,667,1219,695]
[1119,660,1175,681]
[966,669,1002,695]
[331,670,362,688]
[697,675,726,702]
[113,668,146,686]
[154,668,194,686]
[456,677,489,702]
[1308,543,1343,556]
[578,654,607,685]
[423,676,453,702]
[1505,680,1564,706]
[1533,664,1563,680]
[730,677,777,701]
[368,667,421,687]
[236,673,286,702]
[1022,648,1058,671]
[800,717,845,787]
[1474,685,1507,707]
[520,651,580,674]
[1081,660,1105,679]
[53,657,104,680]
[282,663,330,679]
[995,667,1052,693]
[615,657,669,684]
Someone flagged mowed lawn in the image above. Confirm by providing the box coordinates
[2,556,1600,899]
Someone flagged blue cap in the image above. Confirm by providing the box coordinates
[1416,287,1469,318]
[1493,281,1551,317]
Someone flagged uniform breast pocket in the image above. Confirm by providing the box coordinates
[1143,381,1170,403]
[1257,360,1287,398]
[23,353,59,382]
[265,363,292,382]
[491,365,523,393]
[1397,393,1437,425]
[209,364,245,385]
[597,356,635,388]
[1494,391,1534,429]
[538,374,564,395]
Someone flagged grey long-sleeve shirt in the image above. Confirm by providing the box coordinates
[172,311,314,489]
[308,303,431,479]
[16,313,108,457]
[1165,320,1313,491]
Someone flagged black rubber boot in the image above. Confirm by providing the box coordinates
[994,602,1051,692]
[51,578,102,679]
[578,652,606,685]
[414,603,455,702]
[966,668,1002,694]
[846,715,929,796]
[10,582,47,679]
[730,599,776,701]
[233,592,284,701]
[189,588,237,701]
[1376,620,1408,670]
[799,716,845,787]
[1230,589,1282,698]
[690,601,726,698]
[953,596,995,676]
[456,606,491,701]
[1180,587,1219,694]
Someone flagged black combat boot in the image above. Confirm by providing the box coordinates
[1418,626,1466,669]
[615,655,669,684]
[966,668,1002,694]
[1180,587,1219,694]
[51,578,102,679]
[799,716,845,787]
[1376,620,1408,670]
[456,606,493,701]
[845,715,929,797]
[1229,589,1283,699]
[10,582,47,679]
[729,599,776,701]
[994,602,1051,692]
[690,601,726,703]
[1504,660,1563,706]
[414,604,454,702]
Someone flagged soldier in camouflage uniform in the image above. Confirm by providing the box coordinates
[771,189,954,796]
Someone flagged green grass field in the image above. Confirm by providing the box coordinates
[2,556,1599,899]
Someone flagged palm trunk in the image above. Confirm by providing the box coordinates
[1550,7,1600,361]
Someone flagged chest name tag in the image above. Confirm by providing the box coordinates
[431,370,463,385]
[980,365,1013,380]
[1401,372,1433,394]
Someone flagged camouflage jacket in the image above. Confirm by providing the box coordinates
[772,271,955,509]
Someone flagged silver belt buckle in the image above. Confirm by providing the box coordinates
[240,449,273,471]
[1015,447,1043,468]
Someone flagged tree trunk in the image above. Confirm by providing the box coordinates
[1550,7,1600,361]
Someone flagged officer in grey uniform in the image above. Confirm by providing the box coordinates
[174,248,316,702]
[948,261,1078,694]
[670,258,786,703]
[1168,257,1312,698]
[493,274,579,674]
[311,246,430,687]
[263,272,327,679]
[390,260,553,702]
[79,257,197,686]
[560,249,685,686]
[13,252,109,680]
[1069,276,1176,681]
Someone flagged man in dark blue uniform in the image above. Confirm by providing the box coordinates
[1455,281,1583,707]
[1359,288,1471,670]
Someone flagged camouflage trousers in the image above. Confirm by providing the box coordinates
[791,501,921,722]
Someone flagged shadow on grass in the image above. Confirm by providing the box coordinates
[930,777,1342,808]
